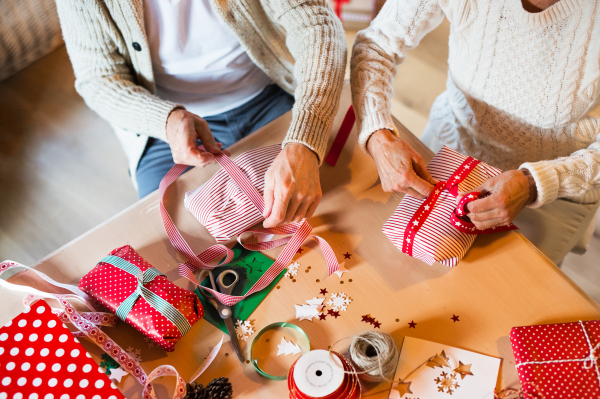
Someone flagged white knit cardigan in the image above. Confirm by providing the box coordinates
[55,0,347,183]
[351,0,600,208]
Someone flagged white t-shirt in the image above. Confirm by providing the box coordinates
[143,0,273,117]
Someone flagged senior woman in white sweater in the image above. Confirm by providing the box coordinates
[352,0,600,265]
[56,0,346,228]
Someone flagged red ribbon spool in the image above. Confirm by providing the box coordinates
[288,351,361,399]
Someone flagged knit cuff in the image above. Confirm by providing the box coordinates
[519,161,560,208]
[143,97,183,142]
[283,109,331,164]
[357,112,398,155]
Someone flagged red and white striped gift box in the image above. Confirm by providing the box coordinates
[184,144,281,242]
[382,146,516,267]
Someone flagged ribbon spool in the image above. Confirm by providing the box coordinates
[288,350,362,399]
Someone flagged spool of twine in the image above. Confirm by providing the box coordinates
[346,331,398,382]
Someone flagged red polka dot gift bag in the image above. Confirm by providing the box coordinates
[382,146,518,267]
[510,320,600,399]
[0,299,125,399]
[78,245,203,352]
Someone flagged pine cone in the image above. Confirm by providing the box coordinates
[184,382,206,399]
[204,377,233,399]
[184,377,233,399]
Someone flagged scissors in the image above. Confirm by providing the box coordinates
[197,269,244,362]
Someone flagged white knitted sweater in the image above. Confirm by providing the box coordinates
[55,0,346,182]
[351,0,600,208]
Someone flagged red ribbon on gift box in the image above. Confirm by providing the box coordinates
[402,156,518,257]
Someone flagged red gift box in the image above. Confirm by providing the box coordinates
[0,299,125,399]
[383,146,517,267]
[79,245,203,352]
[510,320,600,398]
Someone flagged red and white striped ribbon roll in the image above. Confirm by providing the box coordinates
[160,145,340,307]
[384,146,518,267]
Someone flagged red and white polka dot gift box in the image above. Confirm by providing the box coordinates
[78,245,203,352]
[382,146,517,267]
[0,299,125,399]
[510,320,600,398]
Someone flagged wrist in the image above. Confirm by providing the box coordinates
[284,142,318,162]
[366,129,395,156]
[166,107,186,141]
[520,168,538,204]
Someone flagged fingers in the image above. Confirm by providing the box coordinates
[305,201,319,219]
[465,194,495,214]
[411,153,438,186]
[263,188,292,228]
[263,170,275,220]
[471,218,508,230]
[292,202,311,223]
[193,117,220,154]
[284,196,303,224]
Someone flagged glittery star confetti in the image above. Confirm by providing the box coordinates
[451,315,460,323]
[343,252,352,259]
[360,314,381,329]
[319,288,328,295]
[408,320,417,329]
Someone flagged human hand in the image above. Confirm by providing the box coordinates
[262,143,322,228]
[458,169,537,230]
[367,129,438,199]
[166,109,230,166]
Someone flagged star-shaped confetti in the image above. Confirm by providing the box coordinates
[408,320,417,329]
[319,313,327,321]
[372,320,381,329]
[327,309,341,318]
[343,252,352,259]
[297,248,304,254]
[334,262,349,278]
[108,367,129,383]
[451,314,460,322]
[453,361,474,379]
[319,288,328,295]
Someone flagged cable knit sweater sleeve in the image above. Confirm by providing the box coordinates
[351,0,445,153]
[275,0,347,162]
[520,109,600,208]
[55,0,178,141]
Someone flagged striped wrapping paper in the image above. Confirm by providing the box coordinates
[382,146,504,267]
[184,144,281,242]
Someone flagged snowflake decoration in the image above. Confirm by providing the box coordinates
[143,337,156,348]
[284,262,300,278]
[235,319,255,341]
[327,292,352,312]
[434,371,459,394]
[126,346,142,363]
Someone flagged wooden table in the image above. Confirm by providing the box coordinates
[2,85,599,398]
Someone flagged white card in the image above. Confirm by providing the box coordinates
[390,337,500,399]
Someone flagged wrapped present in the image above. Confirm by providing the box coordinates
[382,146,517,267]
[184,144,281,242]
[0,299,125,399]
[79,245,203,352]
[510,320,600,399]
[158,145,340,307]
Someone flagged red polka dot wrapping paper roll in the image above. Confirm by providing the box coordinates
[510,320,600,399]
[382,146,510,267]
[78,245,203,352]
[0,299,125,399]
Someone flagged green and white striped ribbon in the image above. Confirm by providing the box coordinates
[100,255,191,336]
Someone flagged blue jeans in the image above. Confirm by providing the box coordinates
[136,84,294,198]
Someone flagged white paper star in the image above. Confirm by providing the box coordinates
[108,367,129,383]
[334,262,348,278]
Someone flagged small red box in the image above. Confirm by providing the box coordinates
[79,245,203,351]
[510,320,600,398]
